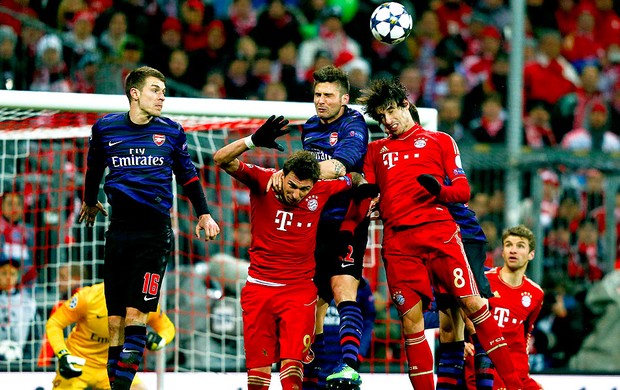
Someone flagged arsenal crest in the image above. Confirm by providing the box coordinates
[153,134,166,146]
[329,132,338,146]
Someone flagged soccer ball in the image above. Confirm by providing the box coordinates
[370,2,413,45]
[0,340,23,362]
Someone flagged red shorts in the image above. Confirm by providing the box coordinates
[381,228,433,316]
[241,280,317,368]
[417,222,479,301]
[493,373,543,390]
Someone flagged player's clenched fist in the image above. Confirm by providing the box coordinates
[196,213,220,241]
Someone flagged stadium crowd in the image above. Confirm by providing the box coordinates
[1,0,620,379]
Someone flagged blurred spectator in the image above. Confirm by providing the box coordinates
[477,0,511,32]
[437,97,470,144]
[165,49,197,96]
[224,0,257,43]
[232,222,251,260]
[568,218,605,285]
[569,269,620,372]
[462,25,502,90]
[554,0,580,37]
[342,57,370,102]
[235,35,258,63]
[553,64,604,141]
[297,0,326,39]
[465,50,510,113]
[297,6,359,78]
[200,69,226,98]
[56,0,88,32]
[0,0,39,36]
[0,25,27,90]
[526,0,559,34]
[523,30,580,107]
[561,5,605,71]
[588,190,620,267]
[599,44,620,100]
[270,40,307,101]
[143,16,183,72]
[0,257,38,365]
[422,33,465,104]
[301,49,333,84]
[30,34,72,92]
[71,52,100,93]
[97,10,128,64]
[180,0,210,54]
[435,0,472,36]
[224,55,261,99]
[561,102,619,153]
[252,0,302,60]
[580,168,605,214]
[190,20,232,86]
[468,92,507,143]
[593,0,620,50]
[410,10,443,83]
[0,192,36,286]
[262,80,287,101]
[61,10,98,75]
[523,100,557,148]
[398,65,428,108]
[251,49,273,86]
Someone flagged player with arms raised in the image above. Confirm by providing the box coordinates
[213,116,365,390]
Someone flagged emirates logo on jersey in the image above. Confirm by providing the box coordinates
[306,195,319,211]
[329,132,338,146]
[521,291,533,307]
[153,134,166,146]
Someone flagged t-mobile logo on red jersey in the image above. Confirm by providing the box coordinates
[382,152,399,169]
[493,307,513,328]
[275,210,294,231]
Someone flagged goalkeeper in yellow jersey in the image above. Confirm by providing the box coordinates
[46,282,175,389]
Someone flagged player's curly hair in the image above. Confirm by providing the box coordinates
[501,224,536,251]
[357,78,420,124]
[124,66,166,101]
[313,65,350,95]
[282,151,321,183]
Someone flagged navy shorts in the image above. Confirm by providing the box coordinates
[314,218,370,302]
[103,221,172,316]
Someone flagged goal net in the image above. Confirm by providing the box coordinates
[0,90,437,375]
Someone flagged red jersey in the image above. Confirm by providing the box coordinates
[229,161,352,285]
[486,267,544,380]
[363,124,469,231]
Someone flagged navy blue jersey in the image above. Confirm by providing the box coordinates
[84,112,199,218]
[443,177,486,242]
[302,107,369,220]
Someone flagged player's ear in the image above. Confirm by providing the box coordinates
[341,93,350,105]
[130,87,140,100]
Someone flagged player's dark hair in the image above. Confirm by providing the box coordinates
[124,66,166,101]
[502,224,536,251]
[313,65,350,95]
[357,78,420,124]
[283,151,321,183]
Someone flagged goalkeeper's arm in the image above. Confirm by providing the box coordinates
[56,349,86,379]
[146,306,175,351]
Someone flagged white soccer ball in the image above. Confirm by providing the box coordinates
[0,340,23,362]
[370,2,413,45]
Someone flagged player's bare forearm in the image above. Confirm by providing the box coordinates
[319,159,346,179]
[213,138,247,173]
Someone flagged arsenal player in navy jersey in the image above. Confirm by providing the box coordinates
[213,115,365,390]
[78,66,219,390]
[356,78,523,389]
[268,65,370,388]
[485,225,544,390]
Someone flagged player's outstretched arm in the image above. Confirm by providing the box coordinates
[78,201,108,227]
[195,213,220,241]
[248,115,290,151]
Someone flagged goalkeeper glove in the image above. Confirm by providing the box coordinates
[416,174,441,196]
[249,115,290,151]
[352,183,380,202]
[57,349,85,379]
[146,332,166,351]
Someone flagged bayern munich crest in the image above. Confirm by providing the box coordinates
[153,134,166,146]
[392,291,406,306]
[414,138,427,148]
[521,292,533,307]
[306,195,319,211]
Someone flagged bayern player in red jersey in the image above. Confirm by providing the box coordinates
[485,225,545,390]
[356,78,523,390]
[212,116,365,390]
